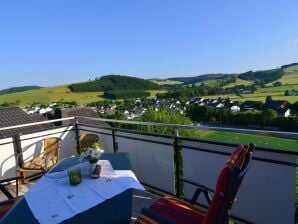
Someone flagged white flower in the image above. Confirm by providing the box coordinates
[79,147,104,162]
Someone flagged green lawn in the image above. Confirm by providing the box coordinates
[194,79,221,88]
[147,90,168,98]
[223,78,253,88]
[193,130,298,151]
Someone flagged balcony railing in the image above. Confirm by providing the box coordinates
[0,116,297,224]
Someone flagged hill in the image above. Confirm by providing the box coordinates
[238,69,283,83]
[168,73,235,84]
[0,85,166,108]
[69,75,161,92]
[0,86,43,95]
[281,62,298,71]
[149,79,183,85]
[168,63,298,85]
[0,85,103,107]
[223,78,253,88]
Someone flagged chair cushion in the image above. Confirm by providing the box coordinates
[22,157,57,170]
[148,196,206,224]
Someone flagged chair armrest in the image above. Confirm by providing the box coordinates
[181,177,214,205]
[181,177,215,193]
[141,208,176,224]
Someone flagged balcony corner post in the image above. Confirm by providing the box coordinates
[13,134,23,168]
[173,128,183,198]
[112,129,118,153]
[74,117,80,154]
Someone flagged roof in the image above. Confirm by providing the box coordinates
[0,107,53,138]
[265,100,289,109]
[60,108,109,127]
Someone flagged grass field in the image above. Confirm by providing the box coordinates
[147,90,168,98]
[194,79,221,88]
[150,79,183,85]
[284,65,298,73]
[192,130,298,151]
[267,71,298,86]
[223,78,253,88]
[0,85,168,108]
[205,84,298,103]
[0,85,104,107]
[205,94,298,103]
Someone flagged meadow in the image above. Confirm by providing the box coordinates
[150,79,183,85]
[267,72,298,86]
[191,129,298,151]
[0,86,103,107]
[205,84,298,103]
[0,85,168,108]
[223,78,253,88]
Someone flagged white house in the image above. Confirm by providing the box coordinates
[230,105,240,113]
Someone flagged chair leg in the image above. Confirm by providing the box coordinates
[16,171,28,185]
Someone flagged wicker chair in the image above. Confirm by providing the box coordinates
[17,137,61,183]
[79,134,99,153]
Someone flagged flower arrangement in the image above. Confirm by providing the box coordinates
[80,144,104,163]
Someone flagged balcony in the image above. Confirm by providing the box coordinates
[0,116,297,223]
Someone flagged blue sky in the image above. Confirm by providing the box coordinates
[0,0,298,89]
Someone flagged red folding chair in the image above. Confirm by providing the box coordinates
[136,144,255,224]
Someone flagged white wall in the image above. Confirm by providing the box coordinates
[0,137,16,179]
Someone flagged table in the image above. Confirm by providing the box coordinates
[1,153,138,224]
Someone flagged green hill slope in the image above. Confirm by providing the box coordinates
[69,75,161,92]
[0,86,43,94]
[0,85,103,107]
[223,78,253,88]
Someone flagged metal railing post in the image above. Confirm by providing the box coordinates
[13,134,23,168]
[74,117,80,154]
[173,128,183,198]
[112,130,118,153]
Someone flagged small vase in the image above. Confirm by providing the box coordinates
[89,161,101,179]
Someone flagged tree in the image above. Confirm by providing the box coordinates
[272,81,282,87]
[290,102,298,115]
[265,96,272,102]
[285,90,290,96]
[262,109,277,124]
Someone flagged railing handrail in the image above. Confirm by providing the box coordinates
[0,117,75,132]
[0,115,297,138]
[76,116,298,138]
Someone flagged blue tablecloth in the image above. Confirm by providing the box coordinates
[1,153,133,224]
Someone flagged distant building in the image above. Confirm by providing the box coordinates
[242,101,255,111]
[242,90,252,94]
[50,108,108,127]
[276,108,291,117]
[230,105,240,113]
[264,100,289,110]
